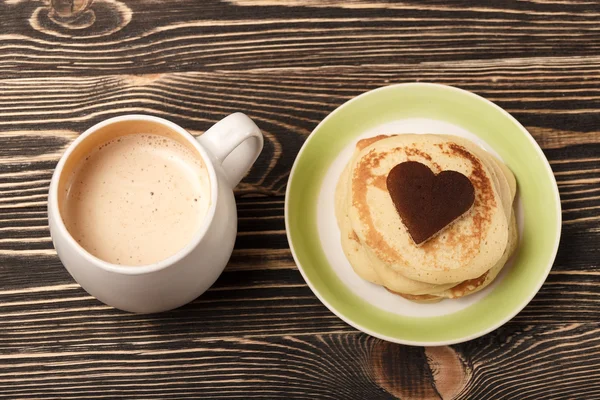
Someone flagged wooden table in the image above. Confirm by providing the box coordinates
[1,1,599,399]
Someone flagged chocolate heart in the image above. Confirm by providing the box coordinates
[386,161,475,245]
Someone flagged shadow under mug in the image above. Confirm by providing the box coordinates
[48,113,264,313]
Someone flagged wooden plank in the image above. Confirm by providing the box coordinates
[1,0,600,77]
[0,325,598,399]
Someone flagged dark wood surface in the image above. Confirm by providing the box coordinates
[1,0,599,398]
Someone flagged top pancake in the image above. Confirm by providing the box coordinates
[348,134,510,284]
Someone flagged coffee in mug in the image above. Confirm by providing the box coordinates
[49,113,263,313]
[60,132,211,266]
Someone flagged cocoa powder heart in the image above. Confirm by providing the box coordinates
[386,161,475,245]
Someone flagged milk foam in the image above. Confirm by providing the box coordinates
[62,134,211,266]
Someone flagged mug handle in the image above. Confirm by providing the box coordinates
[196,113,264,187]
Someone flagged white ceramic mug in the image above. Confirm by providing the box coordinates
[48,113,263,313]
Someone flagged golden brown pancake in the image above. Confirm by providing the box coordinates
[334,133,518,302]
[348,134,510,285]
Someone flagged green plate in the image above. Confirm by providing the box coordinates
[285,83,561,346]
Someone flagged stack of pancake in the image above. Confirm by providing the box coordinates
[335,134,518,302]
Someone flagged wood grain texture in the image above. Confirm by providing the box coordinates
[0,323,598,399]
[1,0,599,398]
[1,0,600,77]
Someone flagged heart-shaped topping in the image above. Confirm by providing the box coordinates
[386,161,475,245]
